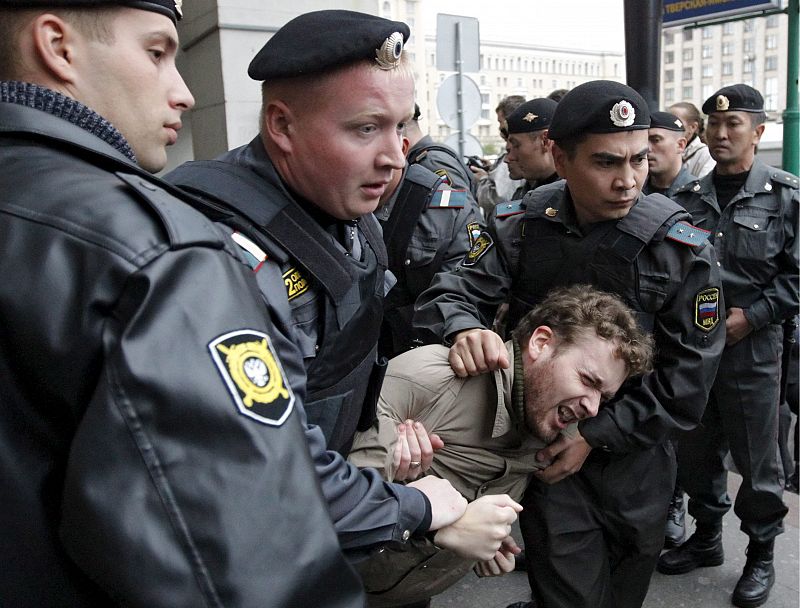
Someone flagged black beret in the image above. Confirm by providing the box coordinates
[548,80,650,141]
[0,0,182,22]
[650,111,685,132]
[505,98,558,135]
[248,10,410,81]
[702,84,764,114]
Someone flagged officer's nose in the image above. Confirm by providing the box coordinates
[379,132,406,171]
[615,164,637,191]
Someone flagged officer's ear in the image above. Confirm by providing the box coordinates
[31,13,81,85]
[263,99,295,154]
[676,135,687,154]
[752,122,765,146]
[541,130,552,152]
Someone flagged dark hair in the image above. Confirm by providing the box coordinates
[512,284,655,378]
[750,111,767,128]
[547,88,568,103]
[496,95,526,117]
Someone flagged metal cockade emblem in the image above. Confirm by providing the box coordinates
[523,113,538,123]
[375,32,404,70]
[609,100,635,127]
[716,95,730,111]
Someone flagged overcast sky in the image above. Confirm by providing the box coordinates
[420,0,627,53]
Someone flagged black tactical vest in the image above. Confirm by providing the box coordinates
[506,185,688,334]
[166,159,387,455]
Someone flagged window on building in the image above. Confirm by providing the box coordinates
[744,19,754,33]
[743,60,753,74]
[382,1,390,15]
[702,64,713,78]
[664,31,674,45]
[683,85,693,99]
[481,109,490,120]
[665,51,674,64]
[743,38,754,53]
[722,22,734,35]
[766,14,779,28]
[765,55,778,71]
[665,69,674,83]
[682,67,693,80]
[665,87,674,103]
[683,48,693,61]
[765,77,778,110]
[722,42,734,55]
[702,83,714,100]
[702,45,713,59]
[766,34,778,49]
[684,29,693,41]
[722,61,733,76]
[702,26,713,39]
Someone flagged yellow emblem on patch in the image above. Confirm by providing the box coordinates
[694,287,720,332]
[283,267,309,301]
[209,330,294,426]
[463,231,494,267]
[434,168,452,186]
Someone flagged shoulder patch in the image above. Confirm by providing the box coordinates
[463,230,494,266]
[282,267,310,301]
[666,221,710,246]
[209,330,294,426]
[694,288,721,333]
[429,188,467,209]
[231,231,267,272]
[434,168,452,185]
[496,200,525,218]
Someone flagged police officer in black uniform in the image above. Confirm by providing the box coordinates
[503,97,559,201]
[658,84,799,608]
[167,11,412,456]
[0,1,366,605]
[414,80,726,608]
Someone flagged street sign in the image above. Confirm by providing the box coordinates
[436,74,482,130]
[436,14,480,73]
[663,0,781,27]
[444,133,484,159]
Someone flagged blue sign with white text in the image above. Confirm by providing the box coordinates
[663,0,780,26]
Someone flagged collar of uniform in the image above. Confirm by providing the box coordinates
[491,340,518,438]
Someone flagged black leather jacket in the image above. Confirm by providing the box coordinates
[0,101,366,607]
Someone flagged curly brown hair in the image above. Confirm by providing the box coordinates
[512,284,654,378]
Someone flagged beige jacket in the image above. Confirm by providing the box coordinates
[348,343,575,606]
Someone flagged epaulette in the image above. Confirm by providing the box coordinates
[495,200,525,218]
[665,221,710,246]
[769,169,799,189]
[428,188,466,209]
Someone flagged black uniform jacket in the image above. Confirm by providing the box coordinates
[0,102,374,607]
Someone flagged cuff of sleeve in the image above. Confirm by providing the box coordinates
[388,483,430,542]
[743,304,768,331]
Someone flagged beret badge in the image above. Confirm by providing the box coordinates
[375,32,404,70]
[609,100,635,127]
[716,95,730,111]
[174,0,182,17]
[523,113,538,123]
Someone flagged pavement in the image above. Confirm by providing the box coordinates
[432,473,799,608]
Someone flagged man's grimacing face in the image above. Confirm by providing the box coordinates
[523,329,628,444]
